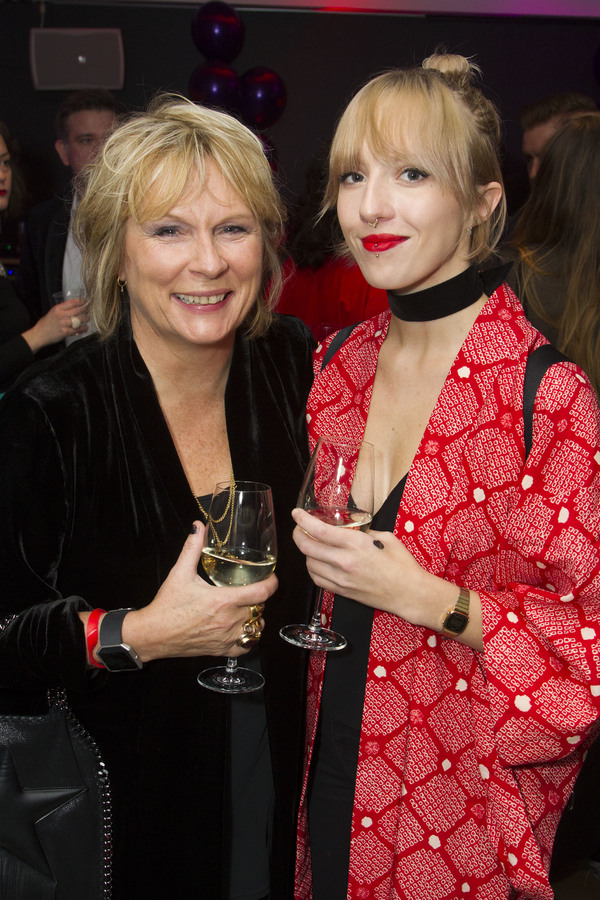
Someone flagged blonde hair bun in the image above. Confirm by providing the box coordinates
[422,52,480,90]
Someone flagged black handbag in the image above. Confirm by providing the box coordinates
[0,683,112,899]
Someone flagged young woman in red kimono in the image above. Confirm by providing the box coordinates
[291,53,600,900]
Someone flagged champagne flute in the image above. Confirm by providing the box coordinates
[197,480,277,694]
[280,436,374,651]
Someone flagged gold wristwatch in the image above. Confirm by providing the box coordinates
[441,587,470,636]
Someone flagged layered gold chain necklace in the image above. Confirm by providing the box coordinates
[192,469,236,547]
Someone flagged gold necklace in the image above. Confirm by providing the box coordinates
[193,470,236,547]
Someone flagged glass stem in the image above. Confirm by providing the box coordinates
[225,657,239,673]
[308,587,324,633]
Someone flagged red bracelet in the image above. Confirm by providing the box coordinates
[86,608,106,669]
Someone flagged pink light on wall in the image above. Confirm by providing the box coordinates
[120,0,600,14]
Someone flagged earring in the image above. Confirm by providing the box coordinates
[117,277,127,294]
[467,216,480,237]
[368,218,379,228]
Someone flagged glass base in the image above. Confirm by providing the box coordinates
[279,624,347,651]
[197,665,264,694]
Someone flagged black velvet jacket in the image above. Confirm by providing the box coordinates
[0,312,315,899]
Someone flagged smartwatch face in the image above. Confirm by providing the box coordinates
[97,645,142,671]
[444,612,468,634]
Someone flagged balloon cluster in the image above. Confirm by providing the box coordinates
[189,1,287,133]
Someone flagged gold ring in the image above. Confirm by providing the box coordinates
[237,612,263,647]
[236,632,261,649]
[248,604,264,621]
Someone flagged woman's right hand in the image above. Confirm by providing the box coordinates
[120,522,277,662]
[22,297,90,352]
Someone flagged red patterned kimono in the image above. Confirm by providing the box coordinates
[296,283,600,900]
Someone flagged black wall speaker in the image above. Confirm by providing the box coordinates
[30,29,125,91]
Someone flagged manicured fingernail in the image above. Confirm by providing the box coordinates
[373,539,384,550]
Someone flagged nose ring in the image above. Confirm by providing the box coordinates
[368,218,379,228]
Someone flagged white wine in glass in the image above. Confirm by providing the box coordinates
[280,436,374,651]
[197,480,277,693]
[201,547,276,587]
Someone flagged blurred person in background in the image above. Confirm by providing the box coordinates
[277,150,387,336]
[507,113,600,394]
[0,121,88,392]
[520,90,597,184]
[17,89,122,347]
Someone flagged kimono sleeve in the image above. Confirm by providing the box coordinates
[481,362,600,767]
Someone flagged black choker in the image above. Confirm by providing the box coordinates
[387,265,484,322]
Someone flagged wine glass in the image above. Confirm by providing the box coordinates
[280,436,374,651]
[197,480,277,694]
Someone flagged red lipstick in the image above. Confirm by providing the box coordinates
[362,234,407,253]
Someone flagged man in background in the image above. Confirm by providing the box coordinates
[18,89,123,342]
[520,91,598,183]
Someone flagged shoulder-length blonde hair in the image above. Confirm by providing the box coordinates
[324,53,506,264]
[510,113,600,393]
[75,94,286,339]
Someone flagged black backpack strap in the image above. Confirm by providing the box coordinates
[479,261,513,298]
[320,324,357,371]
[523,344,568,458]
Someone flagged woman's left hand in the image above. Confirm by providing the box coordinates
[292,507,429,621]
[292,507,482,649]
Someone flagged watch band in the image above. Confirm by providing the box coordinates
[97,608,143,671]
[441,587,470,636]
[98,608,133,646]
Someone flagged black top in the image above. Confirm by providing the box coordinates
[308,474,407,899]
[0,274,33,391]
[18,194,70,322]
[0,311,315,900]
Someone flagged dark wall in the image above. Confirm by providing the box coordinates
[2,1,600,216]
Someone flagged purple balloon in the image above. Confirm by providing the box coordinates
[241,67,287,131]
[189,63,241,113]
[191,1,245,64]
